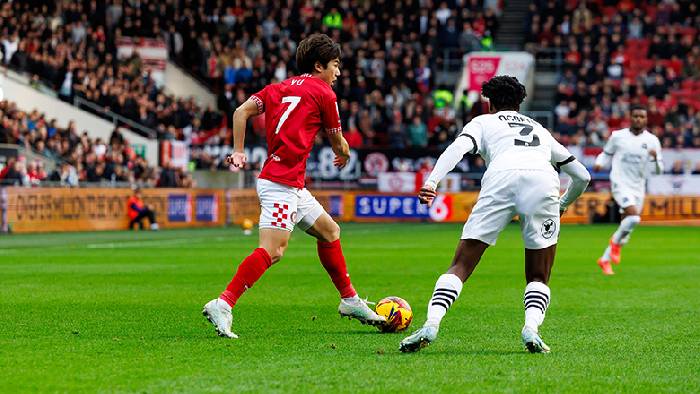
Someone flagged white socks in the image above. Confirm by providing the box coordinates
[612,215,641,245]
[425,274,463,327]
[524,281,551,332]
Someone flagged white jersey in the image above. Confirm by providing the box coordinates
[602,128,662,191]
[460,111,573,173]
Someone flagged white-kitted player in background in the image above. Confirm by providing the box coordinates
[399,76,591,354]
[593,105,663,275]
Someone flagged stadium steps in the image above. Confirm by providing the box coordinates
[530,71,558,111]
[496,0,531,51]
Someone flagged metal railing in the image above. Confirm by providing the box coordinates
[0,143,61,173]
[531,47,566,74]
[73,96,158,139]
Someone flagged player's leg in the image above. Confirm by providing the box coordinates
[517,169,559,353]
[400,174,514,352]
[399,239,489,353]
[609,204,641,263]
[599,190,641,271]
[522,246,555,353]
[203,180,296,338]
[304,213,356,297]
[298,190,384,326]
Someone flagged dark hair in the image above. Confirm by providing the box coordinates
[481,76,527,111]
[296,33,341,74]
[630,104,647,112]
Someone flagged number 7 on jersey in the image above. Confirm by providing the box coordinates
[275,96,301,134]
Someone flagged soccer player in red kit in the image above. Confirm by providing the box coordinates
[203,34,385,338]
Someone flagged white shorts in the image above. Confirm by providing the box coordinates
[462,169,560,249]
[611,183,644,213]
[256,178,326,232]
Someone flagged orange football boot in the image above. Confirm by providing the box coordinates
[609,239,622,265]
[597,258,615,275]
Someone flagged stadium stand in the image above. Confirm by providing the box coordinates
[524,0,700,157]
[1,0,698,175]
[0,0,500,157]
[0,99,195,187]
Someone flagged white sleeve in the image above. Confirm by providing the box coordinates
[559,159,591,211]
[594,133,616,168]
[652,138,664,174]
[459,117,483,154]
[549,136,574,168]
[424,135,475,189]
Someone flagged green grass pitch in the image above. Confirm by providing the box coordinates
[1,223,699,393]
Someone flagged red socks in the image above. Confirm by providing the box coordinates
[220,241,356,307]
[317,239,357,298]
[220,248,272,307]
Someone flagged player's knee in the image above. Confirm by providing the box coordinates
[327,222,341,242]
[622,214,641,227]
[262,241,288,264]
[268,245,287,264]
[314,220,340,242]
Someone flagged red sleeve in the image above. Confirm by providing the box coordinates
[320,89,342,135]
[250,86,269,115]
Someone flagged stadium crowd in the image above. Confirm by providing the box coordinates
[0,0,499,165]
[2,0,700,176]
[0,99,193,187]
[525,0,700,150]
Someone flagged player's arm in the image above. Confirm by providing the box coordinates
[550,136,590,214]
[226,98,261,168]
[593,133,616,171]
[321,90,349,168]
[559,158,591,214]
[649,139,664,174]
[328,131,350,168]
[420,123,479,205]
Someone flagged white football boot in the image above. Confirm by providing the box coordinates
[202,299,238,339]
[399,325,439,353]
[338,297,386,326]
[521,325,550,353]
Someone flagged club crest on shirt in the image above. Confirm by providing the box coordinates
[541,219,556,239]
[641,143,648,149]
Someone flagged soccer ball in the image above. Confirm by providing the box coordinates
[375,296,412,333]
[241,218,254,235]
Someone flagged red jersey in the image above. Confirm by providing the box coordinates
[251,74,342,188]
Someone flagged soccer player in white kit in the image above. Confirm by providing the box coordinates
[593,105,664,275]
[399,76,591,353]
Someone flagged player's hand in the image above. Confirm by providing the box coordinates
[226,152,247,169]
[593,164,602,172]
[334,154,349,169]
[648,149,657,160]
[418,185,437,206]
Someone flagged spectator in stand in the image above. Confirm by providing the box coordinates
[408,117,428,148]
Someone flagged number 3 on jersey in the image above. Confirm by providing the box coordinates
[274,96,301,134]
[510,122,540,147]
